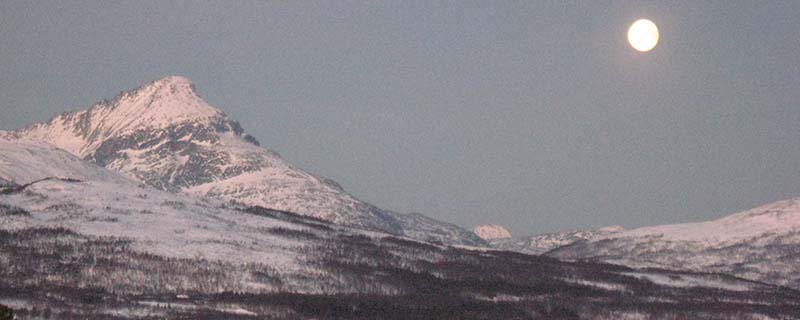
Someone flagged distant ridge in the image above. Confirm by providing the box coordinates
[472,224,512,240]
[547,199,800,289]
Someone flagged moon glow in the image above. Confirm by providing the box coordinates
[627,19,659,52]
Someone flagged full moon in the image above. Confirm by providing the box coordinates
[627,19,659,52]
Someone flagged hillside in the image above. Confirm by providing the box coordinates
[548,200,800,289]
[2,135,798,319]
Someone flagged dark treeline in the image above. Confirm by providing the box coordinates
[1,222,799,319]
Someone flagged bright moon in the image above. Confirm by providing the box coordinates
[627,19,659,52]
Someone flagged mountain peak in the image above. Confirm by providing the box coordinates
[94,75,223,133]
[473,224,512,240]
[157,75,193,85]
[13,75,227,157]
[121,75,204,108]
[8,77,485,246]
[145,75,197,96]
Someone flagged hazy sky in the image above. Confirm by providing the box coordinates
[2,1,799,235]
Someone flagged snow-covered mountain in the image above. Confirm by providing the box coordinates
[0,137,481,293]
[5,76,800,317]
[548,200,800,289]
[490,225,623,255]
[0,138,308,272]
[3,76,483,246]
[472,224,512,240]
[5,138,796,319]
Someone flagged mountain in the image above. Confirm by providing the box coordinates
[491,226,623,255]
[473,224,512,240]
[2,138,798,319]
[3,76,483,246]
[548,200,800,289]
[0,139,128,185]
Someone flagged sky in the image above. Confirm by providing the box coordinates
[1,1,799,235]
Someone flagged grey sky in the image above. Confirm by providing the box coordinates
[1,1,799,235]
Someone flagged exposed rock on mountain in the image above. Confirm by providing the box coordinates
[2,139,799,319]
[5,76,483,245]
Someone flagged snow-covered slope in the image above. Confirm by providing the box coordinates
[6,76,483,246]
[618,200,800,243]
[491,225,623,255]
[0,141,304,276]
[0,138,128,185]
[472,224,512,240]
[549,200,800,289]
[2,118,799,319]
[0,139,465,292]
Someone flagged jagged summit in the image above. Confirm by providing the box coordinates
[13,75,229,158]
[99,75,222,130]
[154,75,195,87]
[7,77,485,245]
[132,75,205,105]
[132,75,198,97]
